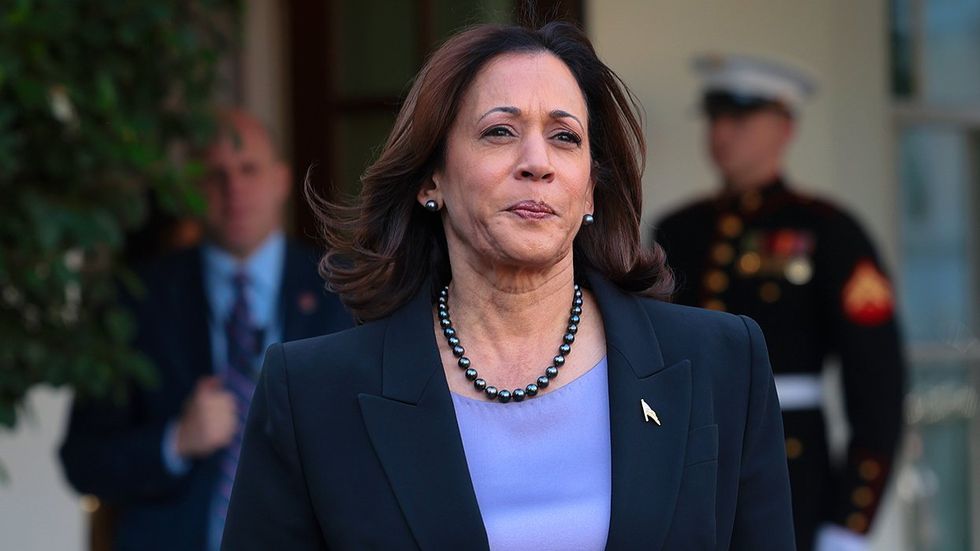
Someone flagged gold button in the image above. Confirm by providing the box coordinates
[859,460,881,481]
[704,270,729,293]
[759,282,781,303]
[785,437,803,459]
[711,243,735,265]
[80,495,101,513]
[846,512,869,533]
[741,192,762,212]
[852,486,874,508]
[718,214,743,238]
[703,299,726,311]
[785,257,814,285]
[738,252,761,275]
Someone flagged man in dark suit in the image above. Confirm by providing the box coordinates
[59,110,353,551]
[654,55,905,551]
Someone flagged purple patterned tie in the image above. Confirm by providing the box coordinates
[213,271,262,534]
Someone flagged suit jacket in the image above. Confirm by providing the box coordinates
[221,271,795,550]
[59,241,354,551]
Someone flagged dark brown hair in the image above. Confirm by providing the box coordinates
[309,22,673,321]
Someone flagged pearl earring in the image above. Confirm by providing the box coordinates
[424,200,439,212]
[582,213,595,226]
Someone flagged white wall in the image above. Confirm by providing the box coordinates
[588,0,899,265]
[0,387,84,551]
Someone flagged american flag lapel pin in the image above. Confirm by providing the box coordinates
[641,398,661,426]
[297,291,318,315]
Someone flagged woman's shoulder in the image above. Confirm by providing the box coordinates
[637,297,751,345]
[632,297,763,380]
[272,319,390,391]
[632,297,769,421]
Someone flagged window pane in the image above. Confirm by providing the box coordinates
[897,125,979,551]
[433,0,513,43]
[336,0,419,97]
[334,112,398,197]
[904,361,976,551]
[921,0,980,105]
[890,0,915,98]
[898,126,976,342]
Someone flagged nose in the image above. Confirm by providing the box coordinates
[514,136,555,183]
[220,171,251,204]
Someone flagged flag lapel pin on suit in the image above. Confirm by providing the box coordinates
[641,398,661,426]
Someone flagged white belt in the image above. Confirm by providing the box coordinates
[774,374,823,411]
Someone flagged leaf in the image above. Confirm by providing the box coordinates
[103,306,134,343]
[95,73,117,111]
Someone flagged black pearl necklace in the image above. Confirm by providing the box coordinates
[438,283,584,403]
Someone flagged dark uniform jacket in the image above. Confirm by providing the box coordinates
[59,241,354,551]
[220,271,796,550]
[654,177,904,550]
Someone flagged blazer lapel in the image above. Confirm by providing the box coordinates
[587,273,692,551]
[171,248,213,382]
[357,287,489,551]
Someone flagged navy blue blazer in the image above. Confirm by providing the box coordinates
[59,241,354,551]
[221,272,795,550]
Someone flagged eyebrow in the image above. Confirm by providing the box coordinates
[477,106,584,128]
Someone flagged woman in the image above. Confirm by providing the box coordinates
[222,22,794,550]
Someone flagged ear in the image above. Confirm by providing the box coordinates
[273,161,292,200]
[781,116,797,144]
[416,173,441,206]
[585,173,596,213]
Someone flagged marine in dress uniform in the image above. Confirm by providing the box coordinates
[654,54,905,551]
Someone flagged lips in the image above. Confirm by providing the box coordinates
[506,200,556,220]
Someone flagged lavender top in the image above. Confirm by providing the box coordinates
[450,357,611,551]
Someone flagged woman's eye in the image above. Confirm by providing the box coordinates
[482,126,515,138]
[553,131,582,145]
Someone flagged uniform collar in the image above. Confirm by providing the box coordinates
[203,230,285,291]
[717,175,789,214]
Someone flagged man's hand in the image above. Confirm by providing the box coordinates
[175,376,238,458]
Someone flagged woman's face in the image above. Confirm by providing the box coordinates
[427,52,593,273]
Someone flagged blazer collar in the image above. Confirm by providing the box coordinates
[192,240,319,372]
[358,283,489,550]
[359,272,691,551]
[585,270,666,377]
[378,284,444,403]
[177,248,213,380]
[586,270,693,550]
[375,270,672,403]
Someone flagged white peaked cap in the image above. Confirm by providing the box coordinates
[692,53,817,113]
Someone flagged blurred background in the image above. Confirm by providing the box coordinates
[1,0,977,550]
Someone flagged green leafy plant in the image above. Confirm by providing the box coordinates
[0,0,240,431]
